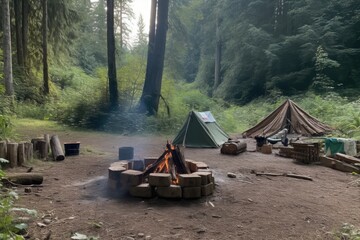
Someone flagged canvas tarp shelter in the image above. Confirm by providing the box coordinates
[172,111,229,148]
[242,99,332,138]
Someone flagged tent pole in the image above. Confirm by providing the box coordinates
[182,111,192,147]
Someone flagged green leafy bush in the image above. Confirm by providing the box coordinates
[0,115,13,140]
[332,223,360,240]
[0,167,37,239]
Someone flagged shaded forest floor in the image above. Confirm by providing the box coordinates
[7,120,360,240]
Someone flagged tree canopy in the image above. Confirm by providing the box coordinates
[0,0,359,119]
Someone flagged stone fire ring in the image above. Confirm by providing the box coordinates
[108,158,215,199]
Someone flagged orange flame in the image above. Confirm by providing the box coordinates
[154,143,179,184]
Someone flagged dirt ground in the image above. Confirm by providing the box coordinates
[7,125,360,240]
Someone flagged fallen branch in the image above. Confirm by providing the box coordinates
[251,170,313,181]
[285,173,313,181]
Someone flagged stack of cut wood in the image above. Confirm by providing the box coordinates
[277,146,294,158]
[32,134,64,161]
[221,140,247,155]
[0,134,65,168]
[291,142,320,164]
[320,153,360,173]
[0,140,33,168]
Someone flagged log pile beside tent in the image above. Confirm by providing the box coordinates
[242,99,332,138]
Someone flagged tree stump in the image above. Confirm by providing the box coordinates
[39,140,47,159]
[0,141,7,159]
[31,137,44,159]
[24,142,33,161]
[18,142,26,166]
[7,143,18,168]
[50,135,65,161]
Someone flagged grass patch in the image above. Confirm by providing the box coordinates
[13,118,68,132]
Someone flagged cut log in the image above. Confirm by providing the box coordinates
[50,135,65,161]
[31,137,44,159]
[334,153,360,165]
[44,134,50,160]
[39,140,47,159]
[17,142,26,166]
[7,143,18,168]
[0,141,7,159]
[319,156,360,173]
[24,142,33,161]
[334,160,360,173]
[4,173,43,185]
[221,141,247,155]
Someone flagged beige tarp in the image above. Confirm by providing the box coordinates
[242,99,332,137]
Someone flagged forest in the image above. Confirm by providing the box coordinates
[0,1,360,239]
[0,0,360,137]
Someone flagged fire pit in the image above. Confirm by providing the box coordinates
[108,143,215,199]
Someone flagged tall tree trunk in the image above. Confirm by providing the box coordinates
[22,0,29,69]
[42,0,49,95]
[213,14,222,94]
[151,0,169,113]
[139,0,157,113]
[3,0,14,96]
[107,0,119,109]
[14,0,24,67]
[119,0,123,50]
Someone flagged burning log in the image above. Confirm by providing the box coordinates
[143,143,190,183]
[170,144,190,174]
[143,150,168,176]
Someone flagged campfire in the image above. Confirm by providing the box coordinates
[108,142,215,199]
[143,142,190,184]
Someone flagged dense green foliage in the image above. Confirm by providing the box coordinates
[167,0,360,103]
[0,0,359,138]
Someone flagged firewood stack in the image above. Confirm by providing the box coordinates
[0,134,65,168]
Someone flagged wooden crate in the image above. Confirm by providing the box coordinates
[291,142,320,164]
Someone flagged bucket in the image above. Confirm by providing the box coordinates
[64,142,80,156]
[118,147,134,160]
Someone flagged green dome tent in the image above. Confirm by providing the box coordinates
[172,111,229,148]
